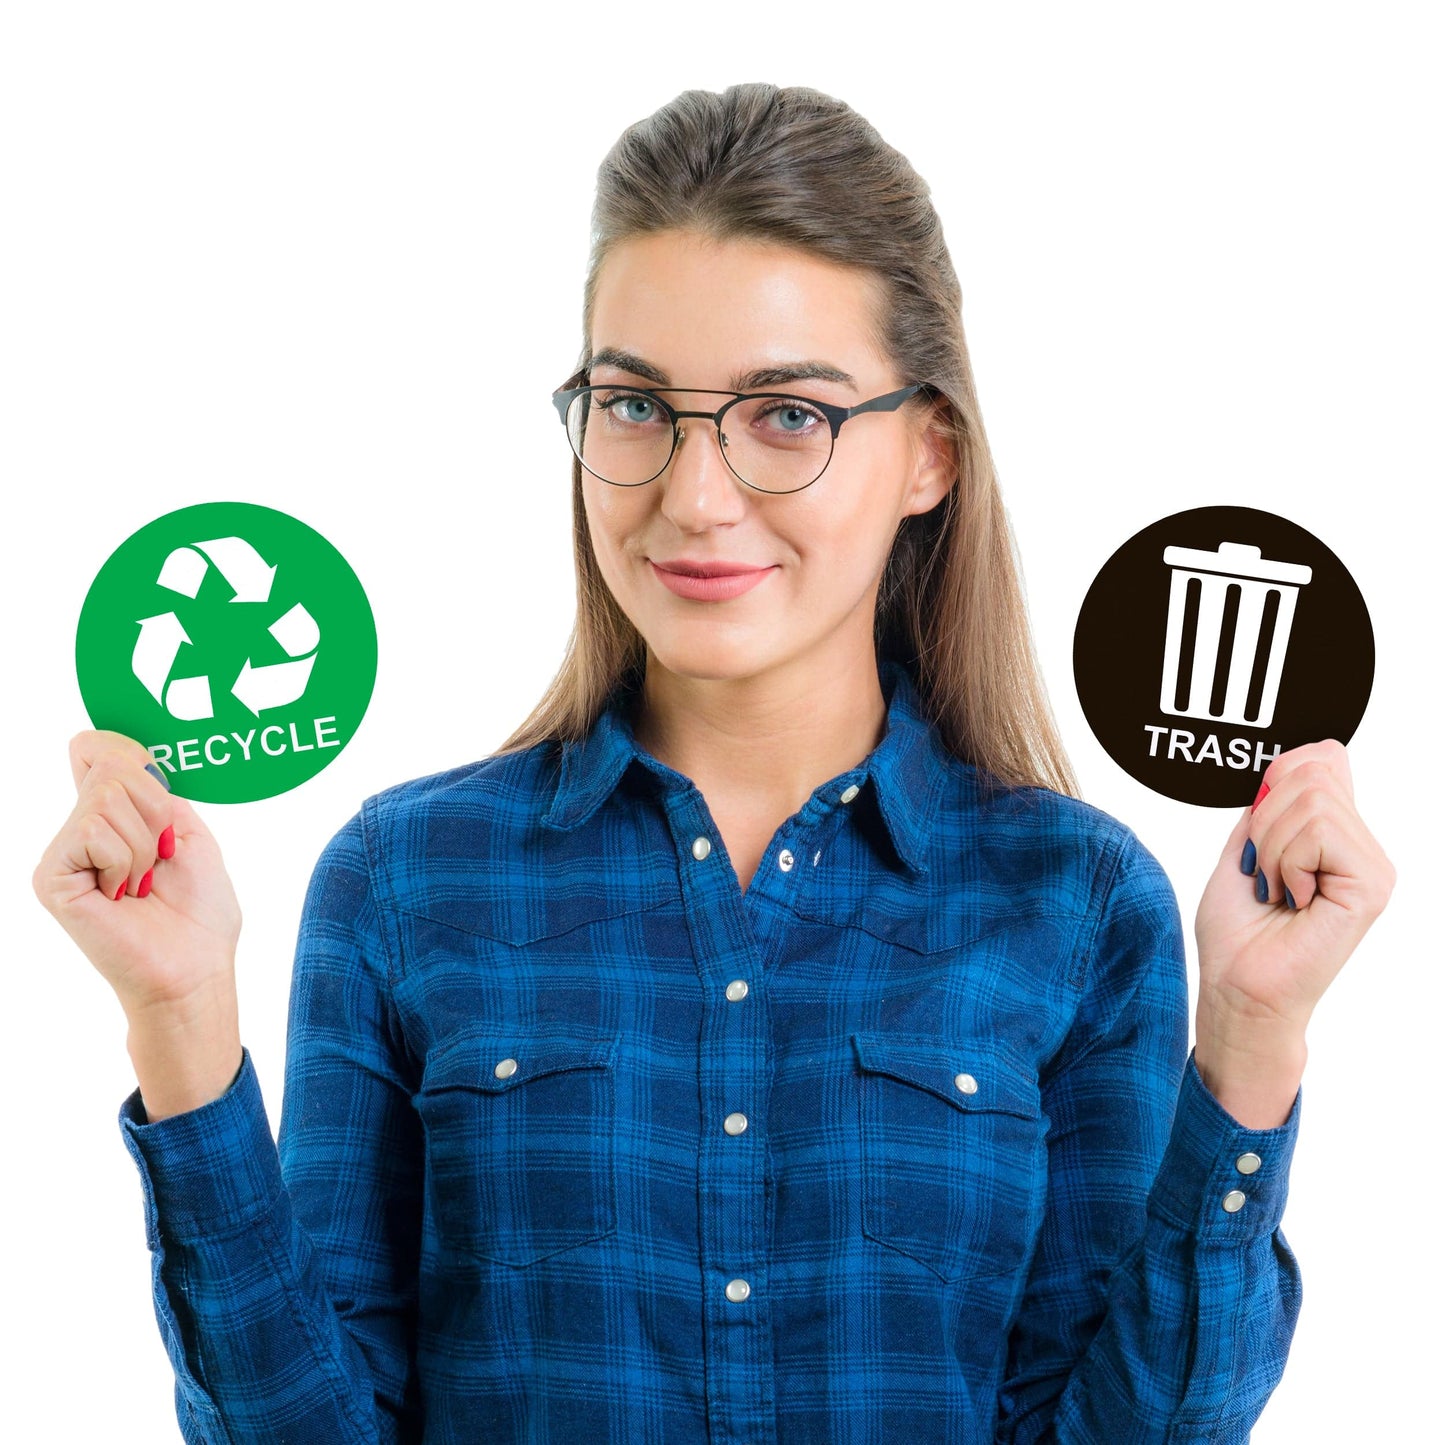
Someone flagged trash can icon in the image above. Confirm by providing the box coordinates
[1159,540,1312,730]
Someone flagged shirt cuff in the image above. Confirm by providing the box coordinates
[1147,1046,1301,1241]
[117,1045,283,1247]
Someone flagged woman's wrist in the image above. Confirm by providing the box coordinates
[1193,1005,1308,1130]
[125,988,243,1123]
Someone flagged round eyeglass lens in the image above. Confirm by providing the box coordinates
[566,388,834,493]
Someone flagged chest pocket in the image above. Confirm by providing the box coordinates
[414,1026,620,1268]
[853,1031,1045,1284]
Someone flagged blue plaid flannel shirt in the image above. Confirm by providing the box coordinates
[119,657,1302,1442]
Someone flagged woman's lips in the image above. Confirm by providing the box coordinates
[649,561,777,601]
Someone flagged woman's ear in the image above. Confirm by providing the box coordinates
[903,397,959,518]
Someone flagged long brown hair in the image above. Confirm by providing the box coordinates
[496,82,1079,800]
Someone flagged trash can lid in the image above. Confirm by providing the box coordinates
[1161,540,1312,585]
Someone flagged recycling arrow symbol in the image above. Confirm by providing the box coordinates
[130,535,320,721]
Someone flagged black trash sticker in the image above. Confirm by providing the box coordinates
[1072,505,1373,807]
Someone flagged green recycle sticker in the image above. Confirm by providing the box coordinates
[76,501,377,803]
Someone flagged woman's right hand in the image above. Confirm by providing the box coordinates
[32,729,243,1020]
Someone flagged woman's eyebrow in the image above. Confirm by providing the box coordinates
[588,346,857,393]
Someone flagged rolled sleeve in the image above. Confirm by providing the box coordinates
[118,1046,281,1247]
[1149,1048,1301,1241]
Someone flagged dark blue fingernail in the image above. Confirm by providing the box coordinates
[145,762,172,792]
[1255,868,1269,903]
[1240,838,1256,874]
[1285,886,1296,910]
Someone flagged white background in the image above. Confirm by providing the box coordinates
[4,4,1440,1439]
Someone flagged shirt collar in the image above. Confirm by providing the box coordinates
[540,657,948,877]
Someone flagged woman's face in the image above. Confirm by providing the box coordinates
[583,228,954,686]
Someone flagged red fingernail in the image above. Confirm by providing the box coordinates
[1251,781,1270,811]
[157,825,176,860]
[113,878,127,901]
[137,867,154,899]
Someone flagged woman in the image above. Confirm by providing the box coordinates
[35,83,1393,1442]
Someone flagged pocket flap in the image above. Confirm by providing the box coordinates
[422,1027,619,1095]
[852,1032,1040,1120]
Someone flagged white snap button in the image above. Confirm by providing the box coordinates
[840,784,859,803]
[1235,1152,1262,1175]
[725,1278,751,1302]
[692,836,711,861]
[494,1058,518,1080]
[724,1112,748,1136]
[725,979,749,1001]
[954,1073,978,1095]
[778,848,794,872]
[1222,1190,1247,1213]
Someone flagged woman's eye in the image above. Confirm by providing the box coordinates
[761,400,824,433]
[598,393,660,424]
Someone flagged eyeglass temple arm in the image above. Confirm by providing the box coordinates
[842,383,927,420]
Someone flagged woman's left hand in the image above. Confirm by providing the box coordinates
[1192,738,1395,1126]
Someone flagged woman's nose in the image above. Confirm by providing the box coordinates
[661,420,746,511]
[675,421,730,468]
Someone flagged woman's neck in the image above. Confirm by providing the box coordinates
[628,652,890,819]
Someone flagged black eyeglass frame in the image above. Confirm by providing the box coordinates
[550,370,933,494]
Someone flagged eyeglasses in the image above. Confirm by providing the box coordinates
[550,370,930,495]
